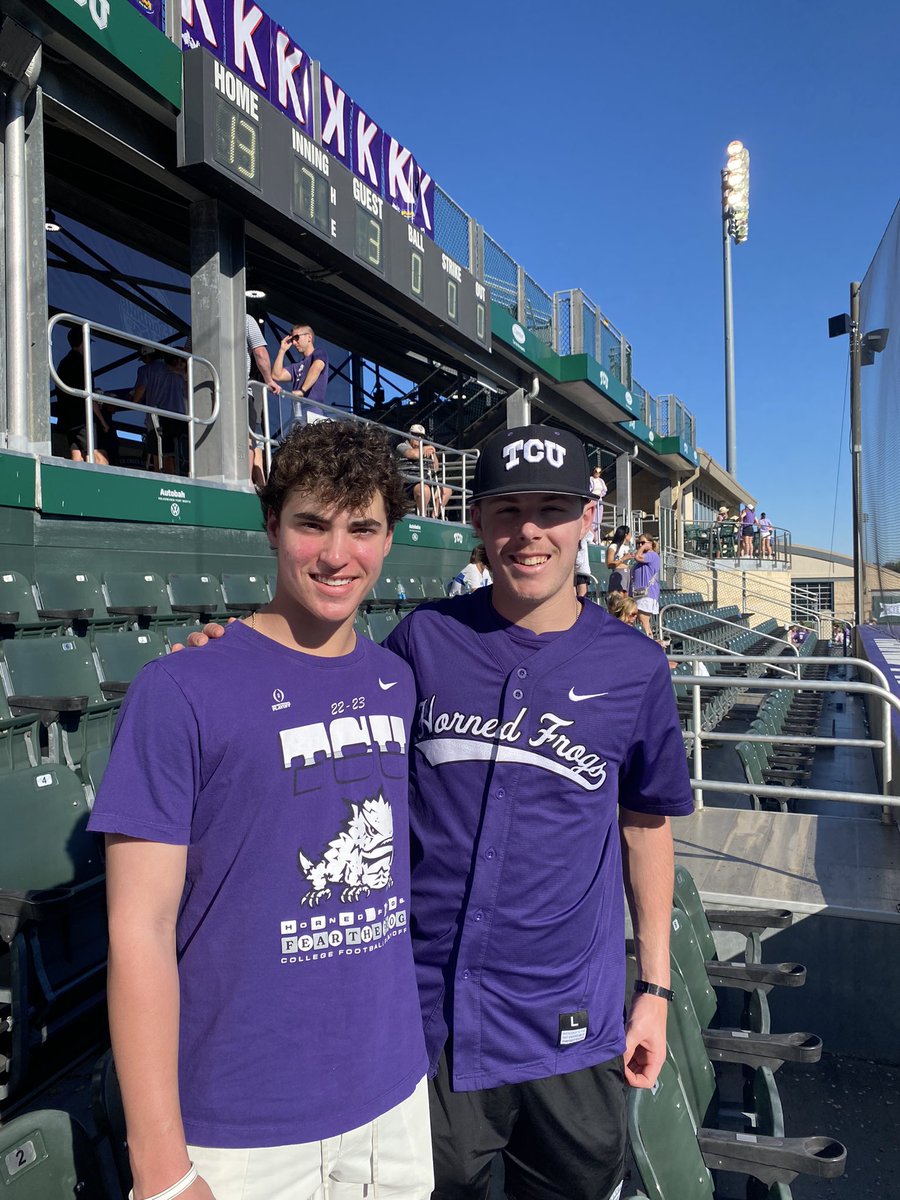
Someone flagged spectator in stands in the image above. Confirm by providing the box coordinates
[247,314,280,488]
[589,465,608,541]
[575,533,592,598]
[607,591,638,625]
[133,347,189,475]
[758,511,774,558]
[272,324,329,428]
[397,424,452,518]
[88,421,432,1200]
[448,545,492,595]
[606,524,633,595]
[740,503,758,557]
[630,534,661,638]
[55,326,112,465]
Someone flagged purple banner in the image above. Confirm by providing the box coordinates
[270,24,313,132]
[224,0,272,96]
[320,71,352,171]
[169,0,436,235]
[126,0,164,30]
[181,0,225,55]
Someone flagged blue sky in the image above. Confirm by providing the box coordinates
[266,0,900,553]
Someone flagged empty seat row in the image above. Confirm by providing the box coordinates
[0,568,273,637]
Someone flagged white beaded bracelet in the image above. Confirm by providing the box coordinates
[131,1164,198,1200]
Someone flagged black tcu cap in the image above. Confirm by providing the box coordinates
[472,424,592,502]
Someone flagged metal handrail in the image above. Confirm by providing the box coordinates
[666,548,824,637]
[661,601,799,677]
[48,314,220,479]
[671,655,896,814]
[247,381,480,522]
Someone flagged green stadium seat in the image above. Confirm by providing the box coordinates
[102,570,173,624]
[0,570,63,636]
[353,611,370,640]
[367,609,401,642]
[674,865,793,965]
[420,576,448,600]
[92,1050,131,1199]
[0,1109,107,1198]
[167,573,228,621]
[93,629,167,697]
[369,576,409,605]
[164,624,205,651]
[0,636,120,772]
[0,765,106,1100]
[0,686,41,776]
[34,570,117,634]
[626,1058,846,1200]
[221,573,270,613]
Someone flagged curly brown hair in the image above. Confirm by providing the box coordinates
[258,420,409,527]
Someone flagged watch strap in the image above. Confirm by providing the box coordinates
[633,979,675,1002]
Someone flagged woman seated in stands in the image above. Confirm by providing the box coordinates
[448,545,492,596]
[396,424,452,518]
[605,524,633,595]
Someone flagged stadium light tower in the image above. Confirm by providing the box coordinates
[721,140,750,477]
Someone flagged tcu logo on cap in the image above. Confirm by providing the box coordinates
[502,437,567,471]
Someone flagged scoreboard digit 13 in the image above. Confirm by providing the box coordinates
[178,50,490,352]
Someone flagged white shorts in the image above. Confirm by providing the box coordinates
[635,597,659,615]
[185,1077,433,1200]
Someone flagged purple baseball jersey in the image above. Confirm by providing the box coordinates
[385,592,693,1091]
[88,622,426,1146]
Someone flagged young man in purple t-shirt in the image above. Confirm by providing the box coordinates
[88,423,432,1200]
[385,425,693,1200]
[272,324,329,426]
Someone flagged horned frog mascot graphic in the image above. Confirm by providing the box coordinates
[298,793,394,906]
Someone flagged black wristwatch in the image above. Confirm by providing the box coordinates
[633,979,675,1002]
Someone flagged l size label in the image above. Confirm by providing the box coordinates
[558,1010,588,1046]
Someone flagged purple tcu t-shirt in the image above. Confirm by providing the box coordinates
[288,348,329,403]
[385,592,693,1092]
[88,622,426,1147]
[630,549,661,602]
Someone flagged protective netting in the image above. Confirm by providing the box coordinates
[433,187,471,270]
[860,199,900,629]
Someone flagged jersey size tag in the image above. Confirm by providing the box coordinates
[558,1010,588,1046]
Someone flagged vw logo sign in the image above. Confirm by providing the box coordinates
[273,688,285,704]
[170,502,180,517]
[511,323,527,346]
[624,392,633,408]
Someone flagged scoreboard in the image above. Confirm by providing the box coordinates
[177,50,490,352]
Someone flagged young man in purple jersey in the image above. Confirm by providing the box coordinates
[384,424,694,1200]
[189,422,694,1199]
[89,422,433,1200]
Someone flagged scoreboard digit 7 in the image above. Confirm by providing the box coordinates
[178,50,490,352]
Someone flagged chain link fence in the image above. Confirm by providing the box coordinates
[523,273,553,346]
[433,186,471,270]
[483,234,518,316]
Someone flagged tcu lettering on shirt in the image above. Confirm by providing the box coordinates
[281,713,406,772]
[503,437,567,471]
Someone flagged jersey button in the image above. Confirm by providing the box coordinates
[495,788,505,799]
[517,668,527,679]
[485,848,496,860]
[513,688,523,699]
[473,910,484,922]
[461,970,471,980]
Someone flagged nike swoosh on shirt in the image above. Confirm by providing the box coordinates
[568,687,609,702]
[378,679,398,690]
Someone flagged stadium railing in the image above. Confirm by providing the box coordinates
[48,313,220,479]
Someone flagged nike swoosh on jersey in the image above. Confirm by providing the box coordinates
[568,687,609,702]
[378,679,398,690]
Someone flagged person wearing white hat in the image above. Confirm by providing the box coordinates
[397,423,452,518]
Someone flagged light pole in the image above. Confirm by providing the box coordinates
[721,140,750,478]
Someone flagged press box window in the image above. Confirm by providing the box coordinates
[292,163,330,233]
[355,209,384,273]
[446,279,458,323]
[411,252,423,298]
[213,99,259,186]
